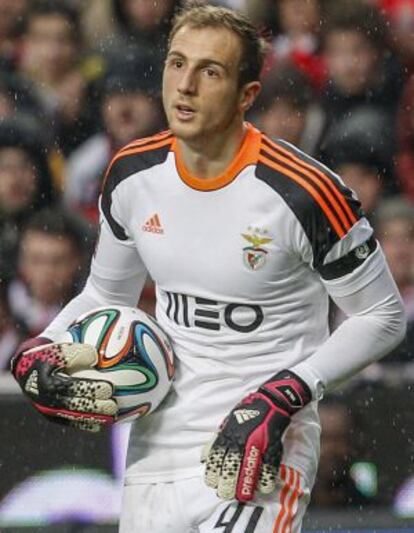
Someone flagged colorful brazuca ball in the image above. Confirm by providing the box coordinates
[60,306,175,423]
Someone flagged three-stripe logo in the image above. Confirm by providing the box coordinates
[142,213,164,234]
[234,409,261,424]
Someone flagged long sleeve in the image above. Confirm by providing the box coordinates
[291,246,406,399]
[41,213,148,341]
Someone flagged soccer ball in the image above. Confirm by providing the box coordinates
[60,305,175,423]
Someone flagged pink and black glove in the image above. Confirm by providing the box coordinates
[202,370,311,501]
[11,337,117,432]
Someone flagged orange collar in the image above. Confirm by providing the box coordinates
[171,122,262,191]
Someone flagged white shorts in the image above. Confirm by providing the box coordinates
[119,464,310,533]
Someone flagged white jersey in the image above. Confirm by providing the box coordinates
[43,123,399,487]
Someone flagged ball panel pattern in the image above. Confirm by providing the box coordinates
[64,306,175,423]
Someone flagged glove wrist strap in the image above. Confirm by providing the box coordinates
[259,369,312,414]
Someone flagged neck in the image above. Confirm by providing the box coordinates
[176,118,247,179]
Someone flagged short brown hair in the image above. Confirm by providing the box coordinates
[168,3,267,86]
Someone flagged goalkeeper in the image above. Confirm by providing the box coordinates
[11,4,405,532]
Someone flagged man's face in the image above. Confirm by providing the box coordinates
[122,0,175,31]
[379,218,414,288]
[19,231,81,305]
[336,163,381,215]
[23,15,76,79]
[0,0,28,39]
[259,99,305,145]
[163,25,247,143]
[0,147,37,214]
[324,31,379,95]
[278,0,320,35]
[102,92,160,148]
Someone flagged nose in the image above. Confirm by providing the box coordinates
[177,67,197,95]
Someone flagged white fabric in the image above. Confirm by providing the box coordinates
[42,219,148,340]
[42,127,405,490]
[119,468,310,533]
[292,250,406,397]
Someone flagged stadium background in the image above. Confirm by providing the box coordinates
[0,0,414,531]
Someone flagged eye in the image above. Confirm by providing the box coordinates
[167,57,183,69]
[204,68,218,78]
[173,59,183,69]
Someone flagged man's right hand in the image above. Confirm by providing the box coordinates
[11,338,118,432]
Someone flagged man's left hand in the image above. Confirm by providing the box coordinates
[202,370,311,501]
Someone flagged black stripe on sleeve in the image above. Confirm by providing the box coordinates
[255,159,342,270]
[318,237,378,280]
[260,147,349,235]
[275,138,363,222]
[101,144,171,240]
[262,138,357,229]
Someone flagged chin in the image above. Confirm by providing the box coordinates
[169,120,201,141]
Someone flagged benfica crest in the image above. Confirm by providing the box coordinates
[242,228,273,271]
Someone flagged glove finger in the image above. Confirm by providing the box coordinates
[204,443,226,490]
[201,435,215,463]
[60,343,98,371]
[62,396,118,417]
[55,412,108,433]
[235,443,263,502]
[64,375,113,400]
[21,344,105,399]
[67,417,107,433]
[37,367,113,400]
[21,342,97,372]
[217,448,242,500]
[40,412,104,433]
[257,462,278,495]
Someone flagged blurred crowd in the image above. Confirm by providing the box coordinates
[0,0,413,513]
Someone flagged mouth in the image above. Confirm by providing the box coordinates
[175,103,196,121]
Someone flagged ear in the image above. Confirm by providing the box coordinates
[239,81,261,113]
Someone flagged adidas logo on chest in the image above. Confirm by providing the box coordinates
[142,213,164,234]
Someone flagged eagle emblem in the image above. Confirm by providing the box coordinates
[242,228,273,270]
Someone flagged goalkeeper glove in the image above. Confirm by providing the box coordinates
[202,369,311,501]
[11,337,118,432]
